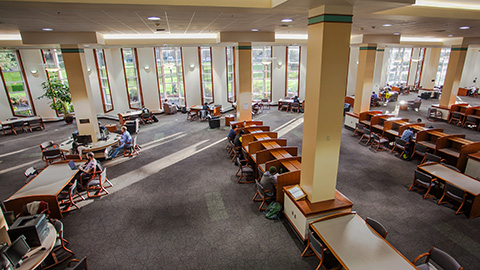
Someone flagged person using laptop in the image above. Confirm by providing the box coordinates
[79,152,97,188]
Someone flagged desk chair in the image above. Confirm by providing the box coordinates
[359,128,373,145]
[261,98,270,110]
[58,180,85,213]
[8,118,27,135]
[42,148,65,166]
[427,108,442,122]
[66,257,88,270]
[24,166,42,184]
[365,217,388,239]
[462,115,478,130]
[413,144,428,164]
[413,247,463,270]
[140,112,154,124]
[438,181,467,215]
[409,169,437,199]
[187,110,198,121]
[290,102,301,113]
[301,228,340,270]
[352,123,365,137]
[42,220,75,270]
[423,153,445,164]
[252,179,274,211]
[391,138,407,157]
[235,156,255,184]
[124,136,140,157]
[448,113,462,126]
[370,133,389,151]
[25,118,45,132]
[280,102,290,112]
[85,164,113,198]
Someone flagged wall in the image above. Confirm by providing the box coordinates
[346,46,359,96]
[105,48,130,116]
[272,46,286,102]
[211,47,230,110]
[460,47,480,88]
[83,49,104,116]
[183,47,201,107]
[299,46,308,99]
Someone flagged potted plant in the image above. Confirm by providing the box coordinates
[39,78,74,124]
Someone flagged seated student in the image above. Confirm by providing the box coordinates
[107,126,132,159]
[79,152,97,189]
[260,166,278,196]
[200,102,209,121]
[293,95,300,103]
[141,105,158,122]
[228,128,236,142]
[371,91,378,100]
[163,99,177,114]
[400,127,415,160]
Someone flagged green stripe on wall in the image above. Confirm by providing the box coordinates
[61,48,84,53]
[308,14,353,25]
[360,47,377,50]
[451,47,468,51]
[236,46,252,50]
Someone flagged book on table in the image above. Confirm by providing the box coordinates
[287,185,307,201]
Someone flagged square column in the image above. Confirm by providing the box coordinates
[61,45,100,141]
[440,46,468,108]
[300,5,353,203]
[353,44,377,114]
[236,43,252,121]
[421,48,442,89]
[372,47,385,91]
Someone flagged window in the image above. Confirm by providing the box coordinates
[226,47,236,103]
[42,49,68,85]
[435,48,451,87]
[199,47,214,104]
[413,48,425,88]
[94,49,114,113]
[121,48,143,109]
[155,47,185,107]
[386,47,412,85]
[252,46,272,101]
[286,46,301,97]
[0,50,35,116]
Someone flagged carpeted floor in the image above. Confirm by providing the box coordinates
[1,92,480,269]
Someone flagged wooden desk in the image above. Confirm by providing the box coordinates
[448,103,469,123]
[238,125,270,134]
[118,111,141,126]
[418,162,480,218]
[415,129,448,150]
[435,136,480,172]
[370,114,395,135]
[358,110,382,127]
[4,161,82,219]
[1,116,44,135]
[59,135,120,159]
[16,223,56,270]
[230,120,263,129]
[311,213,417,270]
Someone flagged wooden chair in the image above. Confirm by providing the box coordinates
[42,220,75,269]
[427,108,442,122]
[280,102,290,112]
[290,102,301,113]
[7,118,27,135]
[40,141,59,151]
[409,169,437,199]
[123,136,140,157]
[85,164,112,198]
[423,152,445,164]
[24,167,42,184]
[413,143,428,164]
[438,181,467,215]
[0,121,14,135]
[301,228,341,270]
[352,123,365,137]
[235,156,254,184]
[25,117,45,131]
[365,217,388,239]
[261,98,270,110]
[140,112,154,124]
[58,180,85,213]
[66,257,88,270]
[252,179,274,211]
[42,149,65,166]
[187,110,198,121]
[359,127,373,145]
[370,133,389,151]
[391,138,407,157]
[462,115,478,130]
[448,113,462,126]
[413,247,463,270]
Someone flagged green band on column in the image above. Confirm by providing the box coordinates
[377,49,385,52]
[61,48,84,53]
[236,46,252,50]
[360,46,377,50]
[451,47,468,51]
[308,14,353,25]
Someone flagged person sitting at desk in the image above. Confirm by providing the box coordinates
[400,127,415,160]
[200,102,209,121]
[228,128,236,142]
[260,166,277,196]
[107,126,132,159]
[142,105,159,122]
[79,152,97,189]
[371,91,378,100]
[293,96,300,103]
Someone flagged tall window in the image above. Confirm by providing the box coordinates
[386,47,412,85]
[252,46,272,101]
[94,49,114,113]
[413,48,425,88]
[436,48,451,87]
[121,48,143,109]
[286,46,301,97]
[226,47,236,103]
[155,47,185,107]
[199,47,214,104]
[42,49,68,85]
[0,50,35,116]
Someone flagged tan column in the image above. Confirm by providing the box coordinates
[352,44,377,114]
[440,46,468,108]
[61,45,100,142]
[421,48,441,89]
[236,43,252,121]
[300,6,353,203]
[372,47,385,91]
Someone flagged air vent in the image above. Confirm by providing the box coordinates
[433,29,446,32]
[156,28,166,32]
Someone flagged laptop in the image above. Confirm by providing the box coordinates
[68,160,80,170]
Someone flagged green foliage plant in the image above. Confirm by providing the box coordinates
[39,77,72,116]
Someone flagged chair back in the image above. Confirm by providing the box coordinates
[415,144,427,154]
[24,167,37,177]
[255,179,264,196]
[365,217,388,238]
[445,182,464,199]
[40,141,54,151]
[362,128,370,135]
[355,123,365,130]
[292,102,300,108]
[70,257,88,270]
[429,247,462,270]
[425,152,442,163]
[441,162,460,172]
[396,138,407,147]
[307,229,324,259]
[415,169,433,184]
[70,180,78,198]
[54,220,64,238]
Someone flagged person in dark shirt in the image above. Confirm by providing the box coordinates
[228,128,236,142]
[141,105,158,122]
[400,127,414,160]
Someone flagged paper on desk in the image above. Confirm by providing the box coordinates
[289,186,305,200]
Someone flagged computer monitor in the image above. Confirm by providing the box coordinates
[76,135,92,145]
[3,235,30,268]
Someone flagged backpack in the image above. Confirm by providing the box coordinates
[264,202,282,220]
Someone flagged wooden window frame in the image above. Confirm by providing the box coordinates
[41,49,69,117]
[0,50,36,117]
[285,46,301,97]
[226,47,236,103]
[154,47,186,110]
[252,46,273,102]
[121,48,144,110]
[198,47,214,105]
[93,49,114,113]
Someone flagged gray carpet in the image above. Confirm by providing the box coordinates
[1,92,480,269]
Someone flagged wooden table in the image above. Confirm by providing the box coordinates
[1,116,44,135]
[418,162,480,218]
[4,161,82,219]
[58,135,120,159]
[250,133,300,173]
[16,223,56,270]
[118,111,141,126]
[311,213,417,270]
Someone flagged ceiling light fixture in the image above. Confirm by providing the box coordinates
[104,33,217,40]
[448,34,454,37]
[148,16,161,20]
[459,26,470,30]
[400,36,444,42]
[275,34,308,40]
[415,0,480,11]
[251,29,259,32]
[393,32,401,35]
[382,24,392,27]
[42,28,53,31]
[281,18,293,23]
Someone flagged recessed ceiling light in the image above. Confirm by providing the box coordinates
[382,24,392,27]
[393,32,401,35]
[251,29,259,32]
[448,34,454,37]
[42,28,53,31]
[148,16,161,20]
[281,18,293,23]
[459,26,470,30]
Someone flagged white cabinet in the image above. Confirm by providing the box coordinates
[344,113,359,129]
